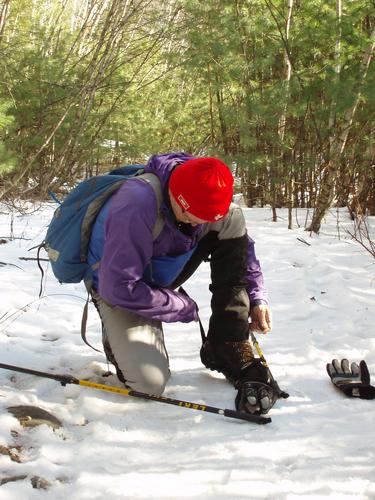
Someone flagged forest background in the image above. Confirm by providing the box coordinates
[0,0,375,234]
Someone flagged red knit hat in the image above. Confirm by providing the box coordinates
[169,157,233,222]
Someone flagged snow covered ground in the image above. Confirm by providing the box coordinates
[0,202,374,499]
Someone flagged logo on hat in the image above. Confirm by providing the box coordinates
[178,194,190,210]
[214,213,224,220]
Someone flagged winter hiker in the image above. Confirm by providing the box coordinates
[83,152,282,415]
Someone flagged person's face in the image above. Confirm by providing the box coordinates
[169,190,208,226]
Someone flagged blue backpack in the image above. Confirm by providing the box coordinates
[43,165,163,285]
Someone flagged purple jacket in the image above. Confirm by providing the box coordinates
[89,153,267,323]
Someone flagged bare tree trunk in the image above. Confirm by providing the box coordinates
[328,0,342,141]
[308,22,375,233]
[280,0,294,229]
[0,0,10,39]
[214,71,230,154]
[279,0,293,143]
[207,63,215,144]
[263,0,294,224]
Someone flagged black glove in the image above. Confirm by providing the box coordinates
[235,359,280,415]
[327,359,375,400]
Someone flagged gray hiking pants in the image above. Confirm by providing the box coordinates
[91,289,170,396]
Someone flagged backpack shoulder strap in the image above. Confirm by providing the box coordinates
[136,172,164,240]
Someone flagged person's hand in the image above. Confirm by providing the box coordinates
[250,304,272,333]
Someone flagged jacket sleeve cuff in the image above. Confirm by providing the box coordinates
[250,298,269,309]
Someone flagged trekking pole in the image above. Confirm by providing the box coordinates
[249,330,271,369]
[0,362,271,425]
[249,330,289,399]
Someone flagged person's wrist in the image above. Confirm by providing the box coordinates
[250,299,268,309]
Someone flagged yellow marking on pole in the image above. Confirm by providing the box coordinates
[79,379,131,396]
[178,402,206,411]
[250,332,269,368]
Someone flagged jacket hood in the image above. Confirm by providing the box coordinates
[145,152,195,193]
